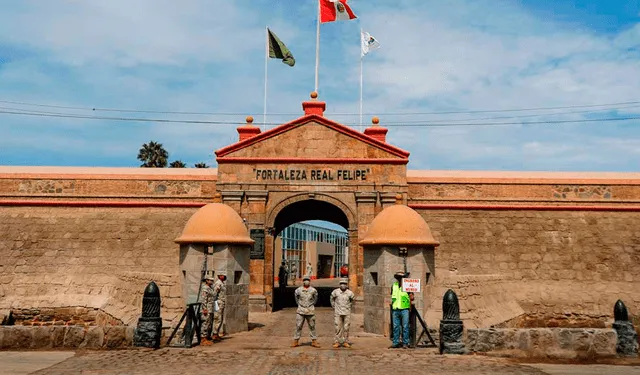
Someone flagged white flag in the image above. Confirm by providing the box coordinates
[361,30,381,57]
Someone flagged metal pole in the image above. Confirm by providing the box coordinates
[314,0,321,93]
[359,28,364,131]
[263,26,269,130]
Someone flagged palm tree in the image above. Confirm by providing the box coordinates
[169,160,187,168]
[137,141,168,168]
[194,162,210,168]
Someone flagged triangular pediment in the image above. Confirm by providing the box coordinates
[215,115,409,162]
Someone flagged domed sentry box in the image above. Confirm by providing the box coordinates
[175,200,254,334]
[359,195,439,336]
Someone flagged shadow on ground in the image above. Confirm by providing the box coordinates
[272,286,336,311]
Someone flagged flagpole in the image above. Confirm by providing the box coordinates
[263,26,269,130]
[359,29,364,131]
[314,0,321,93]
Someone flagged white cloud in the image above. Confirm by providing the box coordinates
[0,0,269,66]
[0,0,638,171]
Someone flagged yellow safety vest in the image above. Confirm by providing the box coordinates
[391,282,410,310]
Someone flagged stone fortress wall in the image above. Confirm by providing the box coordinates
[0,166,639,331]
[408,170,640,327]
[0,168,215,328]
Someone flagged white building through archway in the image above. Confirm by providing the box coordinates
[274,222,348,283]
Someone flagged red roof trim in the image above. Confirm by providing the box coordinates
[215,114,410,158]
[216,157,408,165]
[0,200,206,208]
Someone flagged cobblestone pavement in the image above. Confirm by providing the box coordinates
[26,308,640,375]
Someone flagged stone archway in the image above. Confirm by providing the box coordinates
[263,193,358,310]
[265,193,357,233]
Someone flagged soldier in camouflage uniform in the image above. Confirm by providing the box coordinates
[292,275,320,348]
[212,271,226,341]
[330,278,355,348]
[199,275,215,346]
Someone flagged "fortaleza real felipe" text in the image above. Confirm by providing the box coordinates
[254,168,369,181]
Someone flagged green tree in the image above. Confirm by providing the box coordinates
[137,141,168,168]
[194,162,210,168]
[169,160,187,168]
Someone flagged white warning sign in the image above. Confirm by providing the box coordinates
[402,278,421,293]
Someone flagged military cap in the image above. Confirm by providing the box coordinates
[339,278,349,284]
[302,275,311,281]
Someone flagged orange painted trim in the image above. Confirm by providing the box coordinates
[409,203,640,211]
[216,157,408,165]
[215,114,410,158]
[0,200,207,208]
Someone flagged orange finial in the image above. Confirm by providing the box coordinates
[395,194,403,204]
[237,116,260,141]
[364,116,388,142]
[302,92,326,116]
[213,193,222,203]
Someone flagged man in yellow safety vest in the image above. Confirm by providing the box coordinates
[390,271,412,349]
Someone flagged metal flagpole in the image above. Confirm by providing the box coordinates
[314,0,321,93]
[359,28,364,131]
[263,26,269,130]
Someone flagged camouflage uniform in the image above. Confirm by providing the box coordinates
[199,280,215,338]
[330,281,355,345]
[212,277,226,336]
[294,284,318,340]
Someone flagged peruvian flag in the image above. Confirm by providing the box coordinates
[320,0,357,23]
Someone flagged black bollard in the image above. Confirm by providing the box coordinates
[612,299,638,357]
[439,289,466,354]
[133,281,163,349]
[615,300,629,322]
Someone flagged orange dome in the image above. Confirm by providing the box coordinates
[359,205,439,246]
[175,203,254,245]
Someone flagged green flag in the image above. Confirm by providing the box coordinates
[267,28,295,67]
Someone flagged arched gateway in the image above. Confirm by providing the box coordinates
[2,92,639,343]
[207,92,426,315]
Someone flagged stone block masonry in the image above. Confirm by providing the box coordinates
[1,166,639,333]
[0,324,185,349]
[10,307,122,327]
[0,167,217,199]
[418,209,640,328]
[466,328,618,359]
[0,325,135,349]
[0,206,198,327]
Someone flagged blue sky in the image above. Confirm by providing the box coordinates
[0,0,638,171]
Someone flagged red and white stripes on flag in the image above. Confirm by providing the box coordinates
[320,0,357,23]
